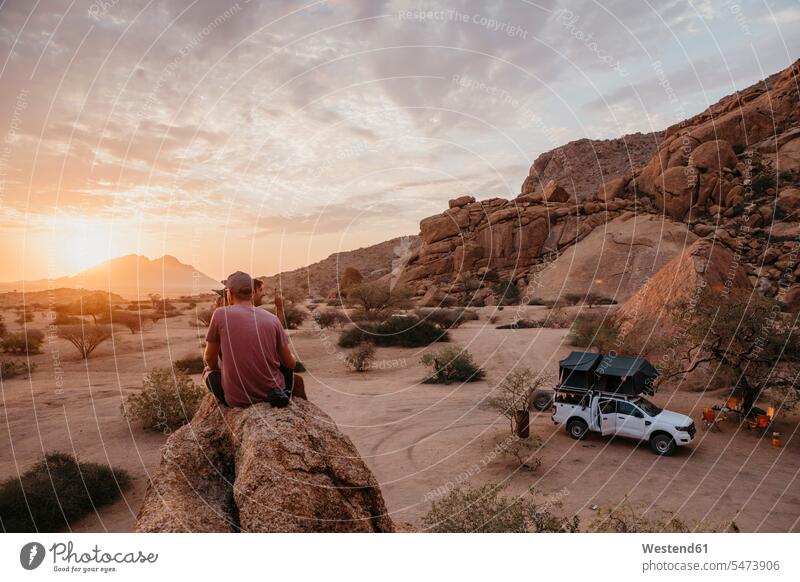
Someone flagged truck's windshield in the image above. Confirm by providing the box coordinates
[637,398,662,416]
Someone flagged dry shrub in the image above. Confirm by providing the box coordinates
[2,330,45,355]
[1,360,36,380]
[590,497,737,533]
[121,368,205,433]
[423,483,579,533]
[345,343,376,372]
[488,368,553,434]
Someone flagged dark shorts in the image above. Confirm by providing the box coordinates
[203,366,298,407]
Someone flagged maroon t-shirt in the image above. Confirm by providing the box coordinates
[205,305,289,407]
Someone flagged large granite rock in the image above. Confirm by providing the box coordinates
[135,395,395,533]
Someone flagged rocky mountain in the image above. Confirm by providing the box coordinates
[397,59,800,310]
[260,235,420,298]
[521,131,663,201]
[0,254,220,299]
[135,395,394,533]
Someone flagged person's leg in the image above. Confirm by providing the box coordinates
[203,368,227,405]
[292,374,307,400]
[280,365,307,401]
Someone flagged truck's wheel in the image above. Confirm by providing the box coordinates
[650,434,676,456]
[567,419,588,440]
[532,392,553,411]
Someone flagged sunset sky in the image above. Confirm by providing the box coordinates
[1,0,798,282]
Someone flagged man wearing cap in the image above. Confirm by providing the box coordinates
[202,271,299,408]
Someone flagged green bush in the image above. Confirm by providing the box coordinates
[338,316,448,348]
[1,360,36,380]
[416,308,478,329]
[121,368,205,433]
[338,325,373,348]
[2,330,45,355]
[313,309,348,329]
[422,483,579,533]
[0,452,131,532]
[496,319,543,329]
[494,280,521,305]
[421,345,485,384]
[173,355,205,374]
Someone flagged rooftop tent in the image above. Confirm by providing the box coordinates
[595,354,659,396]
[558,352,602,391]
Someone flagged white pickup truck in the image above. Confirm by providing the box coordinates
[551,390,696,455]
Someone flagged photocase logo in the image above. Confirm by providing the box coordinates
[20,542,46,570]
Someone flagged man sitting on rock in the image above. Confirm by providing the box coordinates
[203,271,304,407]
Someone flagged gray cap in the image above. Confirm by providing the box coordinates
[223,271,253,295]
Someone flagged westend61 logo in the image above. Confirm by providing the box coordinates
[19,541,158,574]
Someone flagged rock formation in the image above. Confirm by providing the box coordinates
[260,235,420,298]
[617,238,752,329]
[520,132,663,201]
[135,395,395,533]
[528,213,697,304]
[397,59,800,306]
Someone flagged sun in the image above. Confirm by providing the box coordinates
[59,223,120,274]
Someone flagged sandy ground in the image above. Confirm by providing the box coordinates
[1,305,798,532]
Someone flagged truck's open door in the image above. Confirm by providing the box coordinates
[598,399,616,436]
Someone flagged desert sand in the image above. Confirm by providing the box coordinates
[1,304,798,532]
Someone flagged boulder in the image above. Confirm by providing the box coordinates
[527,214,697,304]
[420,214,461,244]
[449,195,475,209]
[135,395,394,533]
[542,180,570,203]
[777,188,800,217]
[777,137,800,172]
[689,139,738,173]
[594,174,629,202]
[658,166,696,220]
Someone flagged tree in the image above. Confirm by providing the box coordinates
[669,287,800,416]
[148,293,162,310]
[489,368,553,438]
[340,267,363,291]
[104,311,147,334]
[57,325,113,359]
[346,282,412,318]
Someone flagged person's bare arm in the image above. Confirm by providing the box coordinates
[278,342,296,371]
[204,341,221,370]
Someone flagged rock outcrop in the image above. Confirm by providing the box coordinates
[397,60,800,305]
[527,213,697,304]
[520,132,663,201]
[617,238,752,329]
[135,395,395,533]
[260,235,420,298]
[635,60,800,221]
